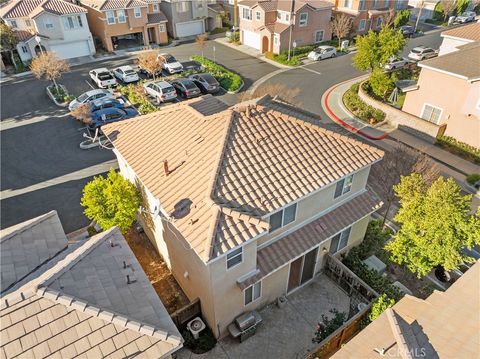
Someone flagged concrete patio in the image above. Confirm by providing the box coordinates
[177,273,350,359]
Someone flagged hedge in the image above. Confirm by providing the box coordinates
[343,83,385,124]
[466,173,480,186]
[266,45,317,66]
[436,135,480,164]
[191,55,242,92]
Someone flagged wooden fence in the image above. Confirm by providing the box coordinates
[170,298,201,328]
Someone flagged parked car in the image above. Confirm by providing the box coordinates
[188,73,220,94]
[158,53,184,74]
[90,98,125,113]
[456,11,476,23]
[143,81,177,103]
[384,56,410,71]
[68,89,114,111]
[408,46,438,61]
[89,68,117,88]
[171,79,201,99]
[89,107,139,129]
[399,25,415,38]
[182,61,203,72]
[307,46,337,61]
[112,65,139,83]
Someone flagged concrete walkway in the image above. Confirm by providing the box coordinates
[177,273,350,359]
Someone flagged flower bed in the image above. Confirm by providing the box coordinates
[116,83,157,114]
[343,83,385,124]
[47,84,74,106]
[191,55,243,92]
[436,136,480,164]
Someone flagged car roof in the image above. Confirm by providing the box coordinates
[317,46,334,50]
[196,73,214,79]
[92,67,109,72]
[176,78,192,83]
[154,81,173,88]
[94,107,123,115]
[85,89,111,96]
[117,65,133,70]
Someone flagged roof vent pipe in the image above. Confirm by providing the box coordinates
[163,160,170,176]
[246,105,251,117]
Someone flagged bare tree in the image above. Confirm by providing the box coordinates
[439,0,457,21]
[70,104,92,124]
[239,83,302,106]
[370,143,439,225]
[195,33,208,58]
[383,9,396,28]
[136,51,162,80]
[330,14,353,47]
[30,52,70,92]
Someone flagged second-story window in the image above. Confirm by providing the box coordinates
[329,227,351,254]
[269,203,297,233]
[25,19,31,27]
[117,9,126,23]
[153,3,159,12]
[106,10,115,24]
[226,247,243,269]
[134,7,142,18]
[395,0,403,10]
[256,11,261,20]
[384,0,390,6]
[44,17,54,29]
[334,174,353,199]
[343,0,352,9]
[372,0,377,8]
[299,12,308,26]
[242,8,252,20]
[359,0,366,10]
[9,20,18,28]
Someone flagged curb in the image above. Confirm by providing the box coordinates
[322,77,389,141]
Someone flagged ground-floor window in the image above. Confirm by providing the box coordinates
[421,103,442,124]
[159,24,166,32]
[359,19,366,31]
[21,46,28,53]
[314,30,324,43]
[244,281,261,305]
[329,226,351,254]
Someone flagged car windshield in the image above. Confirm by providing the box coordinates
[411,49,422,53]
[164,55,177,64]
[184,81,197,90]
[77,93,89,102]
[202,74,217,85]
[163,86,175,93]
[98,72,113,80]
[124,69,135,75]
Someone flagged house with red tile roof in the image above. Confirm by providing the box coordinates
[0,0,95,63]
[102,95,384,338]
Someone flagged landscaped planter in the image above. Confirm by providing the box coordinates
[191,55,243,93]
[46,84,70,107]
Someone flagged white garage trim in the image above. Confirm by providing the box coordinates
[242,30,260,50]
[49,40,91,60]
[175,20,204,38]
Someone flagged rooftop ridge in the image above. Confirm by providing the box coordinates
[0,210,59,244]
[386,308,415,359]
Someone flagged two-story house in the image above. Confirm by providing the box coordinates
[328,0,408,35]
[160,0,209,38]
[238,0,333,54]
[102,95,384,338]
[0,0,95,63]
[80,0,168,52]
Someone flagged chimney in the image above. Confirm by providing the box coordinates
[163,160,170,176]
[246,105,251,117]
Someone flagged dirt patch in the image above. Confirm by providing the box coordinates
[124,229,190,313]
[386,263,439,299]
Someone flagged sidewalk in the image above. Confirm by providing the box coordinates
[322,78,480,190]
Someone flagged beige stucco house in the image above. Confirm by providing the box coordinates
[80,0,168,52]
[238,0,333,54]
[102,95,384,338]
[438,22,480,55]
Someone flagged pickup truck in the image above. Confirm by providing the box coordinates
[89,68,117,88]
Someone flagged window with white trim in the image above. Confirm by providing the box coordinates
[359,19,366,30]
[314,30,324,43]
[159,23,166,32]
[106,10,115,24]
[134,7,142,18]
[395,0,403,10]
[329,227,351,254]
[226,247,243,269]
[244,281,261,305]
[256,11,261,20]
[9,20,18,28]
[372,0,377,8]
[176,2,188,12]
[334,175,353,199]
[299,12,308,26]
[153,3,159,11]
[117,9,126,23]
[359,0,366,10]
[421,104,442,124]
[376,16,383,28]
[242,7,252,20]
[269,203,297,233]
[44,17,54,29]
[21,46,28,53]
[274,33,279,45]
[25,19,31,27]
[343,0,352,8]
[63,15,83,29]
[384,0,390,6]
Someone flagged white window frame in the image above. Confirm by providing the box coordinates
[117,9,126,23]
[9,20,18,28]
[25,19,31,27]
[77,15,83,28]
[241,7,252,20]
[159,23,166,32]
[269,203,297,233]
[329,227,351,254]
[299,12,308,27]
[376,16,383,28]
[274,33,279,45]
[244,281,261,306]
[21,45,28,53]
[63,16,75,30]
[334,174,354,199]
[420,103,443,124]
[372,0,377,8]
[359,0,366,10]
[343,0,352,9]
[226,247,243,269]
[395,0,403,10]
[106,10,115,24]
[44,17,54,29]
[314,30,324,43]
[256,11,261,20]
[359,19,366,31]
[134,7,142,18]
[153,3,159,11]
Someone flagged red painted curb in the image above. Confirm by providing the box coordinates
[323,82,389,141]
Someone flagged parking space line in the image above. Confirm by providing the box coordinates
[85,80,96,90]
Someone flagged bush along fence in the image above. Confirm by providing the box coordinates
[191,55,243,93]
[436,135,480,165]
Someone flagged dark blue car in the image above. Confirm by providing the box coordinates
[89,107,139,130]
[90,98,125,113]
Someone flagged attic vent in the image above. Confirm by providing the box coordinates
[171,198,193,219]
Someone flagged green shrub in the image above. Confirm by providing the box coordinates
[343,82,386,124]
[436,136,480,164]
[312,309,347,343]
[210,26,229,35]
[191,55,242,92]
[228,32,240,43]
[368,69,396,101]
[466,173,480,185]
[368,294,395,322]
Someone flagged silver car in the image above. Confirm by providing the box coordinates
[143,81,177,103]
[307,46,337,61]
[68,89,114,111]
[408,46,438,61]
[384,56,410,71]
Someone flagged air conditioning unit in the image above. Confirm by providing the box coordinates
[187,317,206,339]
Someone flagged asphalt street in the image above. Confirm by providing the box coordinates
[0,30,443,232]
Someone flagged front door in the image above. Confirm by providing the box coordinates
[287,247,318,293]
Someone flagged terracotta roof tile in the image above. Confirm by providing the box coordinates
[81,0,147,11]
[0,0,86,19]
[441,22,480,42]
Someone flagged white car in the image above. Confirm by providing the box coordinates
[456,11,476,23]
[112,65,139,83]
[68,89,114,111]
[89,68,117,88]
[407,46,438,61]
[307,46,337,61]
[384,56,410,71]
[158,53,184,74]
[143,81,177,103]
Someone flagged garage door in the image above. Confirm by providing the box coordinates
[242,30,260,50]
[176,20,204,38]
[50,41,91,60]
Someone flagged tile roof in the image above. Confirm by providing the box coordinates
[277,0,331,12]
[0,215,182,359]
[419,42,480,80]
[147,10,166,24]
[207,3,226,13]
[263,22,290,34]
[102,97,383,262]
[187,94,229,116]
[80,0,147,11]
[0,0,86,19]
[13,29,35,41]
[441,22,480,41]
[332,260,480,359]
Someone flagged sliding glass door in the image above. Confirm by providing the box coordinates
[287,247,318,293]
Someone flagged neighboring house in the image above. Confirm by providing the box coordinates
[328,0,408,35]
[438,22,480,55]
[0,0,95,63]
[160,0,209,39]
[402,38,480,148]
[217,0,238,26]
[102,94,384,338]
[408,0,440,22]
[207,2,228,30]
[332,260,480,358]
[80,0,168,52]
[238,0,333,54]
[0,211,183,358]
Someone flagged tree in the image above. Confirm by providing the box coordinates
[370,143,439,225]
[383,9,396,28]
[368,294,395,322]
[438,0,457,21]
[70,103,92,124]
[137,51,162,80]
[30,52,70,92]
[312,309,347,343]
[394,9,411,27]
[368,68,397,100]
[353,27,406,71]
[81,168,141,233]
[330,14,353,46]
[456,0,469,15]
[195,33,208,58]
[385,174,480,277]
[0,22,18,68]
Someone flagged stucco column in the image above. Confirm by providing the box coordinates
[105,37,114,52]
[143,27,150,46]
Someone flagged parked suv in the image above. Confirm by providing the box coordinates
[171,79,201,99]
[158,53,184,74]
[408,46,438,61]
[456,11,476,23]
[144,81,177,103]
[400,25,415,38]
[188,73,220,94]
